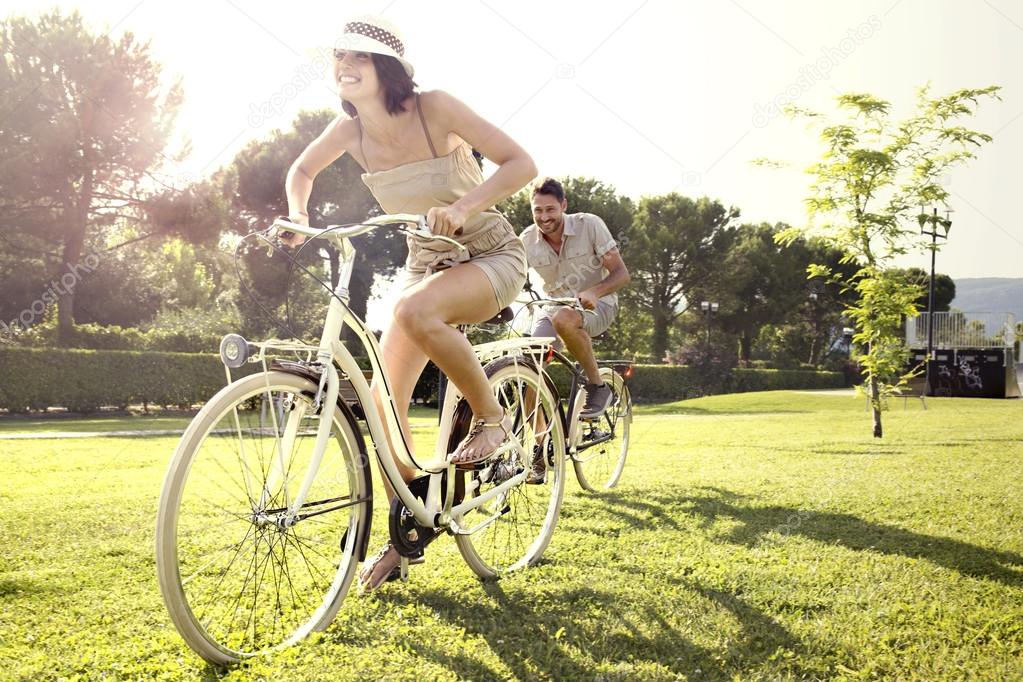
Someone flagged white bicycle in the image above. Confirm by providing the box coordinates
[155,214,566,663]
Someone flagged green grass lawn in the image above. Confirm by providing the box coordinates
[1,391,1021,680]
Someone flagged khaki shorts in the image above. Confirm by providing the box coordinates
[532,299,617,348]
[402,219,527,310]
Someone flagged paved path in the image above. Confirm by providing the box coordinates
[0,429,188,440]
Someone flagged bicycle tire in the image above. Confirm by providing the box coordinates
[572,367,631,491]
[453,356,566,579]
[156,370,371,663]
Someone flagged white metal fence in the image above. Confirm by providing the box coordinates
[906,312,1017,349]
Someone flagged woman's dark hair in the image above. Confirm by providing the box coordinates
[531,177,566,203]
[340,53,417,117]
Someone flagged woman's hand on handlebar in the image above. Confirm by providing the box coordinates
[280,214,309,247]
[426,205,466,238]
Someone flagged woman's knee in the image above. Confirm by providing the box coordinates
[393,291,437,337]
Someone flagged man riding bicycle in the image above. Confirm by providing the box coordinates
[520,177,631,420]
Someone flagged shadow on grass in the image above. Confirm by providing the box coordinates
[0,576,59,597]
[382,579,828,681]
[601,487,1023,587]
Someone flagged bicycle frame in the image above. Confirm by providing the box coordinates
[243,216,555,534]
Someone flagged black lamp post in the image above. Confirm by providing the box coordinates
[700,300,719,351]
[917,206,952,396]
[807,282,823,365]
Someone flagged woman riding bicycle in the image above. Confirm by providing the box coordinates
[283,16,536,589]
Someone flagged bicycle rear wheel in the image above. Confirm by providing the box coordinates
[573,366,631,491]
[156,370,371,664]
[454,356,566,579]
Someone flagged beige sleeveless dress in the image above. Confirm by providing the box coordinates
[358,97,527,310]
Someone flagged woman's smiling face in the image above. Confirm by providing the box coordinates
[334,50,378,98]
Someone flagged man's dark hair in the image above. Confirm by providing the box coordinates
[531,177,565,202]
[340,53,417,117]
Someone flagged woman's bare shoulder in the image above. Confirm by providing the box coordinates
[324,115,361,145]
[418,89,468,118]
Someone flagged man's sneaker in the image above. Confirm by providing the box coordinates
[580,382,613,420]
[525,443,547,485]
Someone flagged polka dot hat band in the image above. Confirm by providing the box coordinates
[336,15,414,77]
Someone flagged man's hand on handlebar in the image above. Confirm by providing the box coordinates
[577,289,599,311]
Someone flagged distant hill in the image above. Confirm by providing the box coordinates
[951,278,1023,319]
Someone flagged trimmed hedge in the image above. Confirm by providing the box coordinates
[0,348,848,413]
[546,363,846,403]
[0,347,256,413]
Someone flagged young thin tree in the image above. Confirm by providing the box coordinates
[774,86,1000,437]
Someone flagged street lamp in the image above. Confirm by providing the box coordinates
[917,206,952,396]
[700,300,719,348]
[807,282,823,365]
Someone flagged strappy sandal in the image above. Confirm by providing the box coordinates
[358,542,425,592]
[448,412,515,468]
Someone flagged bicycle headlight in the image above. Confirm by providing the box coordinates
[219,333,251,369]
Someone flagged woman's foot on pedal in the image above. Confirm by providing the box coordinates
[358,542,402,591]
[449,412,514,467]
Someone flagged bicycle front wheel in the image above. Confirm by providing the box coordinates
[156,370,371,664]
[454,356,566,579]
[573,366,631,491]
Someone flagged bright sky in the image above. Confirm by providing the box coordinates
[9,0,1023,324]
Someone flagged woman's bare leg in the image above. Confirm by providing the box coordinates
[361,263,513,588]
[361,316,429,589]
[393,263,510,461]
[371,318,430,499]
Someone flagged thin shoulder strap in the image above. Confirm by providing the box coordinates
[356,117,372,173]
[415,93,439,158]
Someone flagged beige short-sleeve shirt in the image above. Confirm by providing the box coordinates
[519,212,619,307]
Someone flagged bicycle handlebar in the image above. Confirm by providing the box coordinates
[269,214,466,251]
[524,296,599,317]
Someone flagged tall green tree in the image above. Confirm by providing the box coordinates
[758,238,859,368]
[710,223,813,366]
[774,86,1000,437]
[628,194,738,362]
[0,10,185,342]
[894,267,955,313]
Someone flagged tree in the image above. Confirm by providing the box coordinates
[627,194,738,362]
[756,238,859,368]
[0,10,185,342]
[894,267,955,313]
[226,109,400,338]
[773,86,1000,437]
[711,223,812,366]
